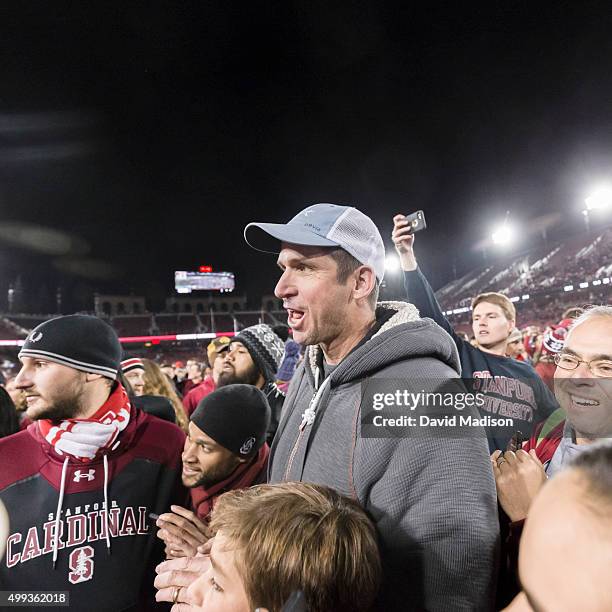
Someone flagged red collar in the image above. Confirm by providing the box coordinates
[190,444,269,520]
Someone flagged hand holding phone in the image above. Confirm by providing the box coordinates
[392,211,426,266]
[403,210,427,234]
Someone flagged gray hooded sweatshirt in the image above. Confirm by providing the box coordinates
[270,301,499,611]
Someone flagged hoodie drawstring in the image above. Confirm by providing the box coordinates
[103,454,111,555]
[300,369,330,429]
[52,456,69,569]
[52,453,113,568]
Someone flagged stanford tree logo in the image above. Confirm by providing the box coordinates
[68,546,94,584]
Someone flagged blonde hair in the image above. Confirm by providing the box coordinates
[210,482,381,612]
[141,358,188,432]
[471,291,516,322]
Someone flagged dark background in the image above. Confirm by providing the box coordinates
[1,2,612,311]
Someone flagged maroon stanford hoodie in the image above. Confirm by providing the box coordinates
[0,407,186,611]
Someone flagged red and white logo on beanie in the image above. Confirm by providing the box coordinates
[542,327,566,355]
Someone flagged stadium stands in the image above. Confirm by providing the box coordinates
[5,316,53,332]
[111,315,153,337]
[437,227,612,324]
[154,314,200,335]
[0,317,26,340]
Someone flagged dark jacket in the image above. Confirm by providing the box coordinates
[134,394,177,424]
[404,268,559,450]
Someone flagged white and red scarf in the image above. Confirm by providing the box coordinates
[38,384,131,462]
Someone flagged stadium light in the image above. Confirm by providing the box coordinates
[491,223,514,246]
[583,185,612,232]
[385,254,400,273]
[491,210,515,246]
[585,186,612,211]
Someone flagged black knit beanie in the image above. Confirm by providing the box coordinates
[18,315,122,380]
[232,324,285,383]
[191,384,271,457]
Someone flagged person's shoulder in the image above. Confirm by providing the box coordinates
[134,394,177,424]
[370,319,460,376]
[378,354,458,378]
[184,384,201,399]
[504,357,540,377]
[138,409,185,437]
[473,347,535,373]
[185,381,210,404]
[132,409,185,459]
[0,427,31,448]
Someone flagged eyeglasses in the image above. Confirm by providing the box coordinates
[554,353,612,378]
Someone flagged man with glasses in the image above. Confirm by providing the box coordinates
[491,305,612,605]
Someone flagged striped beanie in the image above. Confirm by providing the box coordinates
[232,324,285,383]
[121,357,145,373]
[542,327,566,355]
[19,315,122,380]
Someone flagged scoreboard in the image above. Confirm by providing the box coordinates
[175,271,235,293]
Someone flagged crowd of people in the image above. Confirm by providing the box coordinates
[0,204,610,611]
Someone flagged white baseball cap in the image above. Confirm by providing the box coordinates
[244,203,386,281]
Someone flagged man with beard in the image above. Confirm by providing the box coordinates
[218,324,285,442]
[155,384,270,559]
[0,315,186,611]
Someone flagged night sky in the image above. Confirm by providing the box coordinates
[1,3,612,312]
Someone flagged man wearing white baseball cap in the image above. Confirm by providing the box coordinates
[244,204,498,611]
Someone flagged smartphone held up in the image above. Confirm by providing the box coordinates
[404,210,427,234]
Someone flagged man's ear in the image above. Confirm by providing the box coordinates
[352,266,376,302]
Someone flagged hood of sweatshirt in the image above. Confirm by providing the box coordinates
[25,403,145,568]
[304,301,461,389]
